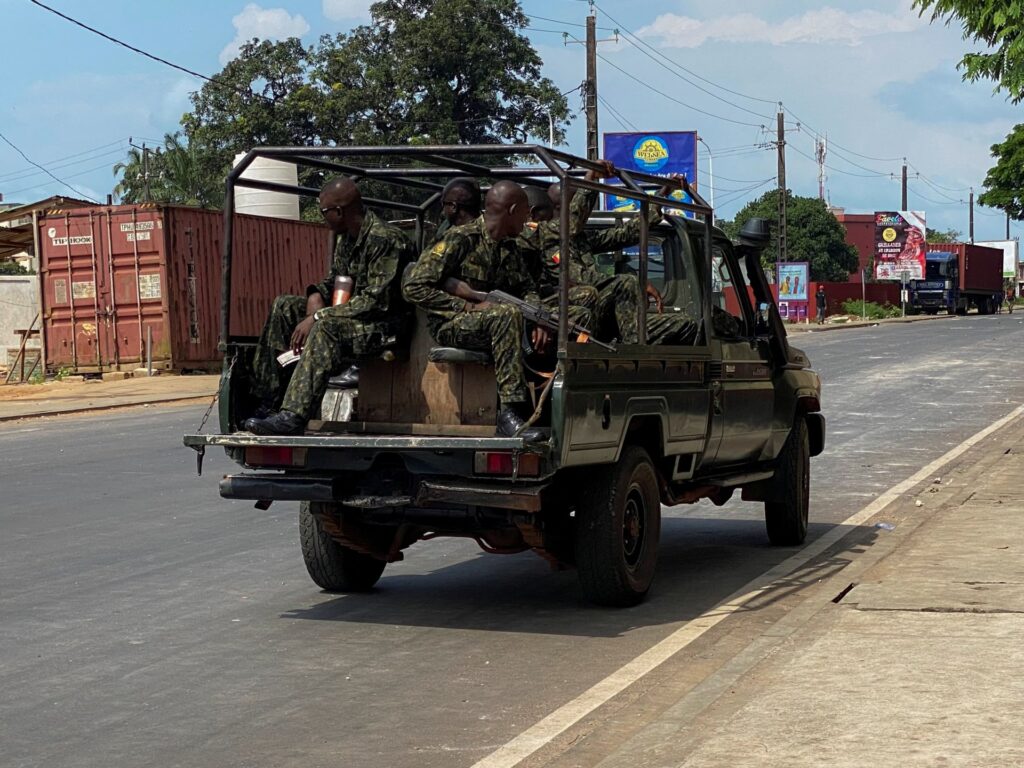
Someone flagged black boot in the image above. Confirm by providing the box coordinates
[496,406,545,443]
[243,410,306,436]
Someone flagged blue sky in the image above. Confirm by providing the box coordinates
[1,0,1020,239]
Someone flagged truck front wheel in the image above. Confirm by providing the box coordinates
[299,502,387,592]
[574,446,661,607]
[764,418,810,546]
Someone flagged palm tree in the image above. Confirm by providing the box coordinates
[112,133,223,208]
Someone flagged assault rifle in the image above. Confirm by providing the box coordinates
[443,278,615,351]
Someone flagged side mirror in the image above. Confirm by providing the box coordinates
[739,218,771,248]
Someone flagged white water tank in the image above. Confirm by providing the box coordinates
[232,153,301,220]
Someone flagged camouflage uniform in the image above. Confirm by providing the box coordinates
[255,210,413,419]
[529,189,689,344]
[403,217,582,407]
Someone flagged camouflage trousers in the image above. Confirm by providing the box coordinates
[541,287,600,342]
[251,294,307,403]
[646,312,699,345]
[593,274,641,344]
[280,314,392,420]
[433,305,527,407]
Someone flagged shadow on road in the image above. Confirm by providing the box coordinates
[280,516,878,638]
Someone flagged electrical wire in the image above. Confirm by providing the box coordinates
[716,178,776,208]
[592,3,775,121]
[592,2,778,107]
[596,93,638,131]
[0,130,98,201]
[0,138,128,181]
[0,146,127,185]
[6,158,124,197]
[593,49,764,128]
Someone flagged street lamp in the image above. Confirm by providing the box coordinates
[697,135,714,210]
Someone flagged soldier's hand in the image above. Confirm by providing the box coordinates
[646,283,664,314]
[290,316,316,353]
[531,326,551,354]
[466,300,495,313]
[585,159,616,181]
[657,174,684,198]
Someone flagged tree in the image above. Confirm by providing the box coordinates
[117,1,572,210]
[113,133,224,208]
[926,226,962,243]
[914,2,1024,102]
[0,260,31,275]
[977,125,1024,218]
[721,190,860,281]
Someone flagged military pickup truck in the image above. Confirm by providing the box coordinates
[184,145,825,606]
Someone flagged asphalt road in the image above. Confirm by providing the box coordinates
[2,313,1022,768]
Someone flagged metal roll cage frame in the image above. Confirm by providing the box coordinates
[222,144,715,355]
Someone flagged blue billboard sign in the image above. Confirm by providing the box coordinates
[602,131,698,213]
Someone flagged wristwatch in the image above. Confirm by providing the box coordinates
[313,308,328,322]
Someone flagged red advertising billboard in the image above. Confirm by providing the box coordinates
[874,211,926,281]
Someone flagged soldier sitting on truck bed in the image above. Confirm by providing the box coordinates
[402,181,589,442]
[528,170,697,345]
[244,177,415,436]
[430,177,482,245]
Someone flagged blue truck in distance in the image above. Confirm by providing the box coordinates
[909,243,1004,315]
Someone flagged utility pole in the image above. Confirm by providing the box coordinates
[697,136,714,209]
[776,104,787,263]
[1007,210,1011,240]
[142,143,151,203]
[969,187,975,243]
[585,14,598,160]
[901,158,908,210]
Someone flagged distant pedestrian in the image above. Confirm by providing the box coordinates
[815,285,827,325]
[1007,286,1015,315]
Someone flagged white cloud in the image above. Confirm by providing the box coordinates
[638,7,921,48]
[220,4,310,64]
[322,0,372,21]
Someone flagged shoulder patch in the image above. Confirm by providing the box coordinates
[551,250,560,264]
[431,241,447,256]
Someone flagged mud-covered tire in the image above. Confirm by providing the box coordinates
[765,418,810,546]
[574,446,661,606]
[299,502,386,592]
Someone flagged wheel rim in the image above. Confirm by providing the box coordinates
[622,485,647,568]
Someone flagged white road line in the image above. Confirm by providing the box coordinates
[471,402,1024,768]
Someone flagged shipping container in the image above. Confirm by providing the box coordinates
[924,243,1003,293]
[38,205,328,374]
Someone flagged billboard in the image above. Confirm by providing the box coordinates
[602,131,697,214]
[975,239,1019,279]
[874,211,926,281]
[778,262,809,301]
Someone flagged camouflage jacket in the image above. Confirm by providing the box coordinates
[402,216,541,331]
[309,210,415,324]
[527,189,662,294]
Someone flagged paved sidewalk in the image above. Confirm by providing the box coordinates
[0,374,219,422]
[589,414,1024,768]
[786,311,954,334]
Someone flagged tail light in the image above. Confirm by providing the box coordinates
[474,451,540,477]
[244,446,307,468]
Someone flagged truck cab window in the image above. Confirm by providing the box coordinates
[711,248,747,338]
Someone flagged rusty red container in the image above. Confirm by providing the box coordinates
[38,205,328,373]
[924,243,1003,293]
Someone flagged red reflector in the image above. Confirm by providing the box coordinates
[474,452,540,477]
[487,452,514,474]
[245,446,303,467]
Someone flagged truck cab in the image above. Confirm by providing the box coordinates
[184,145,825,606]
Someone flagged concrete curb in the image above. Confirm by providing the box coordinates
[0,394,214,424]
[786,312,957,334]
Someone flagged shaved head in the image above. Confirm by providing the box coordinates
[319,176,364,236]
[483,181,529,240]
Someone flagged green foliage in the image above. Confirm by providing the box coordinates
[720,189,860,281]
[926,226,962,243]
[841,299,902,319]
[0,261,31,275]
[914,1,1024,102]
[115,1,571,210]
[977,124,1024,218]
[113,133,224,208]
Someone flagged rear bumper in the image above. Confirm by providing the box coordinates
[219,473,546,512]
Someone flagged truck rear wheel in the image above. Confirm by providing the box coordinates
[765,418,810,546]
[574,446,661,607]
[299,502,386,592]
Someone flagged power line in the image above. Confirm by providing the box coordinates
[592,2,778,107]
[593,48,764,128]
[716,178,776,208]
[0,138,128,180]
[0,146,127,185]
[527,12,617,31]
[596,93,638,131]
[5,158,122,197]
[0,130,98,201]
[591,4,773,122]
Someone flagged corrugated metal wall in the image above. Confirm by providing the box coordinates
[40,205,327,373]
